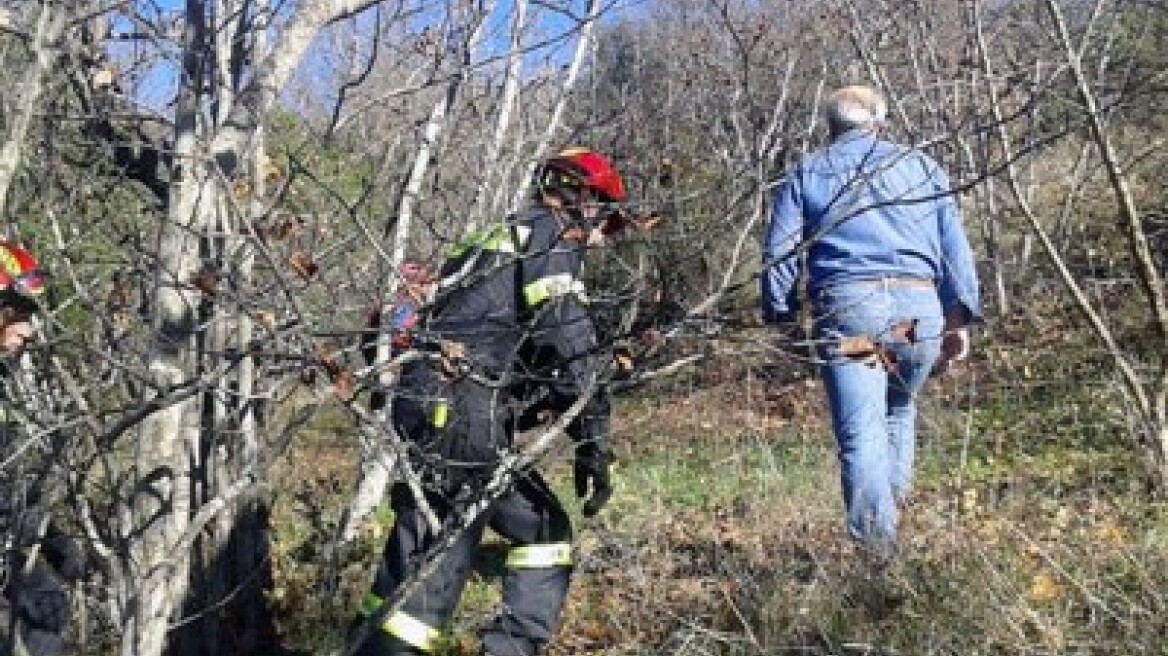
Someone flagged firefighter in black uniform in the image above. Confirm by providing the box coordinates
[349,148,626,656]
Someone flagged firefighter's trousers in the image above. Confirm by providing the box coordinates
[351,362,574,656]
[351,476,573,656]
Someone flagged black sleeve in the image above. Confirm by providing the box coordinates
[516,214,611,452]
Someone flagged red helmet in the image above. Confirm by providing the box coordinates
[0,242,46,301]
[538,147,626,204]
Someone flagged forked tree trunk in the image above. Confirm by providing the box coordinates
[124,3,386,653]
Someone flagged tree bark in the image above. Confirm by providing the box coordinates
[0,2,66,217]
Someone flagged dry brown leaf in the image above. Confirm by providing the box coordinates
[107,274,132,310]
[333,371,356,401]
[272,214,306,240]
[231,178,251,201]
[1094,521,1126,544]
[614,347,635,373]
[189,265,221,296]
[263,162,283,184]
[254,310,276,331]
[1028,571,1063,603]
[288,251,318,280]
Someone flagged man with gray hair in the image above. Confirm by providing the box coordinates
[761,85,981,563]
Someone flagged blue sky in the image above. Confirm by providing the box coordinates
[111,0,631,115]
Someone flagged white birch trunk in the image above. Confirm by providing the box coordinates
[508,0,600,212]
[473,0,527,226]
[0,2,65,213]
[337,73,457,546]
[124,2,209,653]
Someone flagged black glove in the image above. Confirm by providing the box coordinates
[574,446,612,517]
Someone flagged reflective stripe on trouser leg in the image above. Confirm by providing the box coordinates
[505,543,572,568]
[359,594,442,653]
[349,486,486,656]
[482,477,574,656]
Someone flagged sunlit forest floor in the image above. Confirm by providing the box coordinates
[270,327,1168,656]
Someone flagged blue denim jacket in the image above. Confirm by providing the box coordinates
[761,129,981,320]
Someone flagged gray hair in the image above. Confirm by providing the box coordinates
[823,85,888,137]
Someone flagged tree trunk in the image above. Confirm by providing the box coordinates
[123,2,209,653]
[0,2,65,216]
[171,2,279,653]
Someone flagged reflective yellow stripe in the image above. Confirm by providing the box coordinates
[384,612,442,652]
[449,225,531,258]
[359,594,441,652]
[431,402,448,428]
[513,225,532,248]
[522,273,585,307]
[505,542,572,568]
[0,249,19,280]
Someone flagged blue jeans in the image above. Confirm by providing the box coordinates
[813,280,942,554]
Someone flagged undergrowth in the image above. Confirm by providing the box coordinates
[268,324,1168,656]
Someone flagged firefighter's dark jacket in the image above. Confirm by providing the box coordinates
[426,206,610,452]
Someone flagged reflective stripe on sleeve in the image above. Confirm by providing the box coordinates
[513,225,532,248]
[359,593,442,652]
[522,273,586,308]
[449,225,531,258]
[505,542,573,568]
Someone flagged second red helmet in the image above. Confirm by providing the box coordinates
[0,242,46,301]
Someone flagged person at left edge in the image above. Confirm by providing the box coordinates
[0,243,86,656]
[348,147,626,656]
